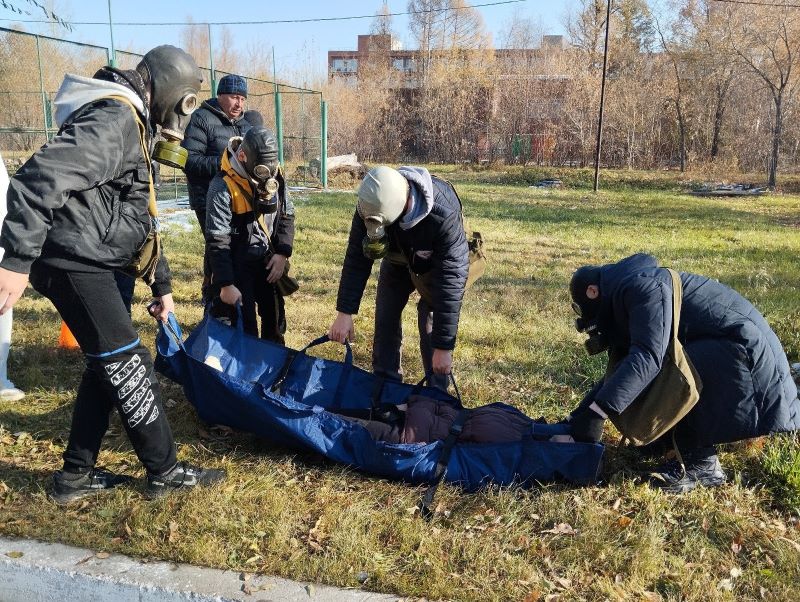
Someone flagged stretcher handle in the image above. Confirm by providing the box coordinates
[298,334,353,367]
[270,335,353,409]
[151,307,185,350]
[411,371,462,404]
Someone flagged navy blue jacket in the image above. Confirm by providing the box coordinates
[336,175,469,351]
[181,99,257,209]
[592,253,799,447]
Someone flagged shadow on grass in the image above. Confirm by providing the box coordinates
[0,460,52,492]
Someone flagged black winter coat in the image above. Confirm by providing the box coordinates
[592,253,799,447]
[1,97,171,296]
[336,175,469,351]
[205,151,295,288]
[182,99,256,209]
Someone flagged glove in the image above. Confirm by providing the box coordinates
[569,406,605,443]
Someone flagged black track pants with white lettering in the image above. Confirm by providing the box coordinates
[30,264,177,475]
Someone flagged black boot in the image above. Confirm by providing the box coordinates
[146,461,227,499]
[50,468,133,505]
[647,447,726,494]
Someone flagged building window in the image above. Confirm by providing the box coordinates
[392,57,415,72]
[331,58,358,73]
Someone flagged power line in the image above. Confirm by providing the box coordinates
[710,0,800,7]
[0,0,526,27]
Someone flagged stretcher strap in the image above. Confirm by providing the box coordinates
[419,408,469,521]
[370,375,386,420]
[270,335,353,409]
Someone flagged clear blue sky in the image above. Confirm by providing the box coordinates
[0,0,577,83]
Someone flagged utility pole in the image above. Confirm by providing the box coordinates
[593,0,612,193]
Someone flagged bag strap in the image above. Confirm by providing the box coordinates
[102,95,157,218]
[419,408,469,521]
[665,268,683,352]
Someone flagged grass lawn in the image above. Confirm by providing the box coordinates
[1,165,799,601]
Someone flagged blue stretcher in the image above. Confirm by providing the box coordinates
[154,312,604,497]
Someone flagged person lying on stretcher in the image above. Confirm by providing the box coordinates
[338,395,575,444]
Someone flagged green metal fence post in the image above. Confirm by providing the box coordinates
[275,87,284,165]
[34,35,49,140]
[107,0,117,67]
[208,23,217,96]
[321,99,328,189]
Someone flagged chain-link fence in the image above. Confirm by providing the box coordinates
[0,26,327,197]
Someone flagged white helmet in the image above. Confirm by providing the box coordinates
[357,166,409,239]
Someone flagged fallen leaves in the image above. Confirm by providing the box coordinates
[541,523,577,536]
[303,517,328,553]
[616,516,633,529]
[731,533,743,555]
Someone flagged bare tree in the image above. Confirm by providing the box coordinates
[724,5,800,187]
[371,1,395,37]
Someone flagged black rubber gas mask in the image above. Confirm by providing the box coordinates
[136,45,202,169]
[251,163,281,214]
[573,303,609,356]
[240,126,281,213]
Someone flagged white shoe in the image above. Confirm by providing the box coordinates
[0,387,25,402]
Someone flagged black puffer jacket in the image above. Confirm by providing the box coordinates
[1,91,171,296]
[592,253,799,447]
[182,98,256,209]
[336,174,469,351]
[205,146,295,287]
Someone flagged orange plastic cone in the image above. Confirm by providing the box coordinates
[58,321,80,350]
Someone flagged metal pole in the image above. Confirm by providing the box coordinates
[275,89,284,165]
[107,0,116,67]
[273,47,284,164]
[321,99,328,189]
[300,91,307,185]
[593,0,612,193]
[35,35,49,140]
[208,23,217,96]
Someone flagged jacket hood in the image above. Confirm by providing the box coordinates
[54,73,145,128]
[397,166,434,230]
[224,136,251,181]
[599,253,660,302]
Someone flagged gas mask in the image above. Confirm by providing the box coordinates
[360,214,389,260]
[239,126,281,214]
[136,45,202,169]
[356,166,409,261]
[574,313,610,356]
[569,265,605,354]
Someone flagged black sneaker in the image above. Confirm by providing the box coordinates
[50,468,133,505]
[647,452,727,494]
[146,461,227,499]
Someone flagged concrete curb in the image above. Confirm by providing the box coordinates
[0,536,399,602]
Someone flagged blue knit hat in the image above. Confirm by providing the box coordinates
[217,74,247,98]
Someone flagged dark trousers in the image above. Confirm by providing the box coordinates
[30,264,177,475]
[212,259,286,343]
[373,260,449,391]
[194,206,212,304]
[113,270,135,315]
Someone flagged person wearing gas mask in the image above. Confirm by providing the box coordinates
[566,253,799,493]
[328,166,469,391]
[0,45,227,504]
[205,126,295,342]
[182,74,261,304]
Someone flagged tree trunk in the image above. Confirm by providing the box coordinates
[675,99,686,172]
[769,92,783,188]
